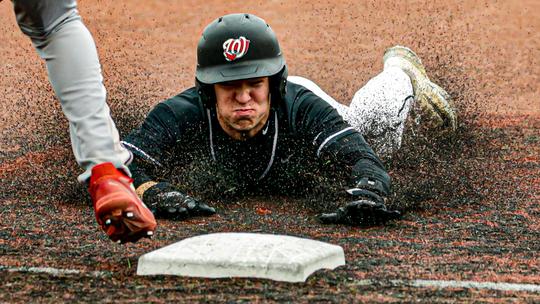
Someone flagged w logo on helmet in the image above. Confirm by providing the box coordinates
[223,36,250,62]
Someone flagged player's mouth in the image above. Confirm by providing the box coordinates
[233,108,255,116]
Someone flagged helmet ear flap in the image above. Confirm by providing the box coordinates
[279,65,288,99]
[269,65,288,104]
[196,79,214,108]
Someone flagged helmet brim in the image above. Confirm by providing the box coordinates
[196,56,285,84]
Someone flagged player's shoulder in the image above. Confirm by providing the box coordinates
[158,87,204,119]
[284,78,329,104]
[283,78,334,113]
[284,80,312,100]
[162,87,202,110]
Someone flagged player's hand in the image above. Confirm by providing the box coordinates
[142,182,216,220]
[318,199,401,227]
[318,179,400,226]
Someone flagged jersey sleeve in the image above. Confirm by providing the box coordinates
[122,103,177,187]
[123,94,203,187]
[290,86,391,195]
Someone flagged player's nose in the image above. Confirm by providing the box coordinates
[234,87,251,104]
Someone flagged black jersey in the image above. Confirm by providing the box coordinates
[124,81,391,195]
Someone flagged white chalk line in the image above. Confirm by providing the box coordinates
[1,265,539,292]
[349,279,540,293]
[0,265,110,277]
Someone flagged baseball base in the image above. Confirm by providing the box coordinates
[137,232,345,282]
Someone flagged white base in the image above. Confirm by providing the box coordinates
[137,233,345,282]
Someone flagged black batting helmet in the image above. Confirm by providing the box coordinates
[195,13,288,107]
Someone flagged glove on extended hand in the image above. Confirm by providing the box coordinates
[318,178,401,227]
[143,182,215,220]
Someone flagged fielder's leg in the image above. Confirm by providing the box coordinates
[13,0,131,181]
[12,0,156,243]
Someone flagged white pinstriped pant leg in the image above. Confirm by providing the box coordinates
[288,67,413,159]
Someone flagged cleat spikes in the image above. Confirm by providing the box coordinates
[89,162,157,243]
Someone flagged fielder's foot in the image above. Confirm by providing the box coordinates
[89,162,157,243]
[383,45,457,133]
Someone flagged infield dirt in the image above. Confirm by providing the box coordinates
[0,0,539,303]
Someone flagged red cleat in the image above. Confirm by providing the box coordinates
[89,162,157,243]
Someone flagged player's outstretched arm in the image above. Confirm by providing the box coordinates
[126,155,216,221]
[318,177,401,227]
[292,87,400,226]
[123,99,215,221]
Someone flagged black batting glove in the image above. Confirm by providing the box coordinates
[318,199,401,227]
[318,178,401,227]
[142,182,216,220]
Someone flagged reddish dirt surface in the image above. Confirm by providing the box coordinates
[1,0,539,303]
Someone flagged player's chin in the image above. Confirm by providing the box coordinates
[230,119,256,131]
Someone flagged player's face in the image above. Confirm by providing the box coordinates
[214,77,271,140]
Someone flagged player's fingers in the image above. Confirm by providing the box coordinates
[351,207,401,227]
[342,201,379,227]
[376,209,401,221]
[182,197,216,216]
[191,202,216,216]
[348,200,378,210]
[318,212,341,224]
[154,206,189,221]
[170,207,189,220]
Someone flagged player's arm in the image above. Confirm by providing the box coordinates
[292,90,400,226]
[123,101,215,220]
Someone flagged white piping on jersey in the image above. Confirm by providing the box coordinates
[316,127,355,157]
[258,111,278,180]
[124,149,134,166]
[121,141,163,167]
[207,109,216,160]
[206,109,278,181]
[313,131,324,145]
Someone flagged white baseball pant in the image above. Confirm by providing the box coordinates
[288,66,414,159]
[12,0,132,182]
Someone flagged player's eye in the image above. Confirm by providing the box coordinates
[249,80,264,87]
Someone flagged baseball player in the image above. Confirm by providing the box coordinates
[6,0,156,243]
[123,13,457,226]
